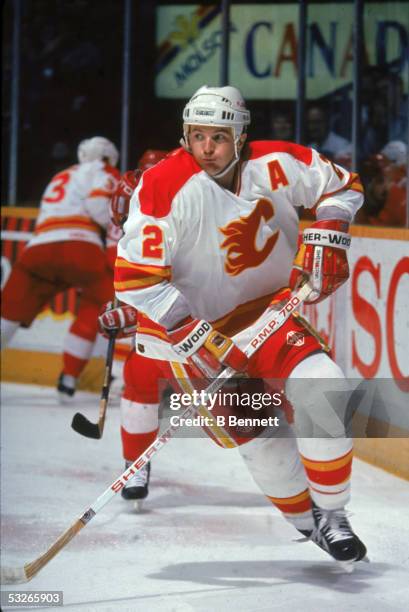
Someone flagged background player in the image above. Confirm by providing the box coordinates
[99,149,169,502]
[106,149,168,393]
[1,136,119,402]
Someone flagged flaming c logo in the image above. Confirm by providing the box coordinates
[219,199,279,276]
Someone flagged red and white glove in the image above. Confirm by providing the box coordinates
[111,169,142,226]
[168,317,248,379]
[98,301,138,339]
[289,219,351,304]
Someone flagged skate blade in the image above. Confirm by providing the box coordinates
[1,565,29,584]
[57,392,76,406]
[336,560,355,573]
[336,554,370,573]
[133,500,144,512]
[293,535,310,543]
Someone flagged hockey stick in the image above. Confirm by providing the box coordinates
[1,282,311,584]
[71,209,127,438]
[71,328,117,439]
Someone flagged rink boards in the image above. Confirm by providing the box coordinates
[1,207,409,477]
[299,222,409,478]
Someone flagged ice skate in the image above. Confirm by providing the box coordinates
[310,503,367,571]
[121,462,151,511]
[57,373,76,405]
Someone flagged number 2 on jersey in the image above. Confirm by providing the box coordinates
[142,225,163,259]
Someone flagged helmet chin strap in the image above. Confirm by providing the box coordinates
[211,137,241,179]
[211,154,239,179]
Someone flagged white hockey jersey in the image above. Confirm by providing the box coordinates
[28,160,119,249]
[115,141,363,354]
[106,219,123,249]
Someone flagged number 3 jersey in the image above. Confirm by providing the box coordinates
[28,160,119,249]
[115,141,363,344]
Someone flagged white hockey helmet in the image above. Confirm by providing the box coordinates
[381,140,407,167]
[77,136,119,167]
[182,85,250,141]
[182,85,250,177]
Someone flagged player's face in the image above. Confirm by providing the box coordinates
[188,126,236,176]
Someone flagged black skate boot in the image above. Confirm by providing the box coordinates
[311,503,367,568]
[121,462,151,503]
[57,373,76,404]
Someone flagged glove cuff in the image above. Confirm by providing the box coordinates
[170,319,213,358]
[303,219,351,250]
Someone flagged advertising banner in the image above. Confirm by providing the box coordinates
[156,3,408,99]
[301,226,409,433]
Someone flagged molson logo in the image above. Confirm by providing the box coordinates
[168,14,201,49]
[219,199,279,276]
[156,6,227,89]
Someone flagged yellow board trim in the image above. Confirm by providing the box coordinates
[1,206,38,219]
[350,225,409,240]
[355,439,409,481]
[1,348,105,392]
[352,413,409,480]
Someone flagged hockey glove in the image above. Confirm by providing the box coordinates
[289,219,351,304]
[168,317,248,379]
[111,169,141,226]
[98,301,138,339]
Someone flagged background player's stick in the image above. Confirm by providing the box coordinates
[71,331,116,438]
[71,302,118,439]
[1,283,312,584]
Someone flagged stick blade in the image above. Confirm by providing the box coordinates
[71,413,101,439]
[1,565,29,584]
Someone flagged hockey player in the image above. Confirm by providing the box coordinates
[105,150,169,392]
[372,140,407,227]
[100,150,169,501]
[108,149,169,236]
[112,86,367,566]
[357,153,388,225]
[1,137,119,401]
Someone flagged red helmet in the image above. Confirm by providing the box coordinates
[111,150,168,226]
[362,153,388,179]
[110,169,142,227]
[138,149,168,171]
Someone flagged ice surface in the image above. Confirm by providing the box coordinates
[1,382,409,611]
